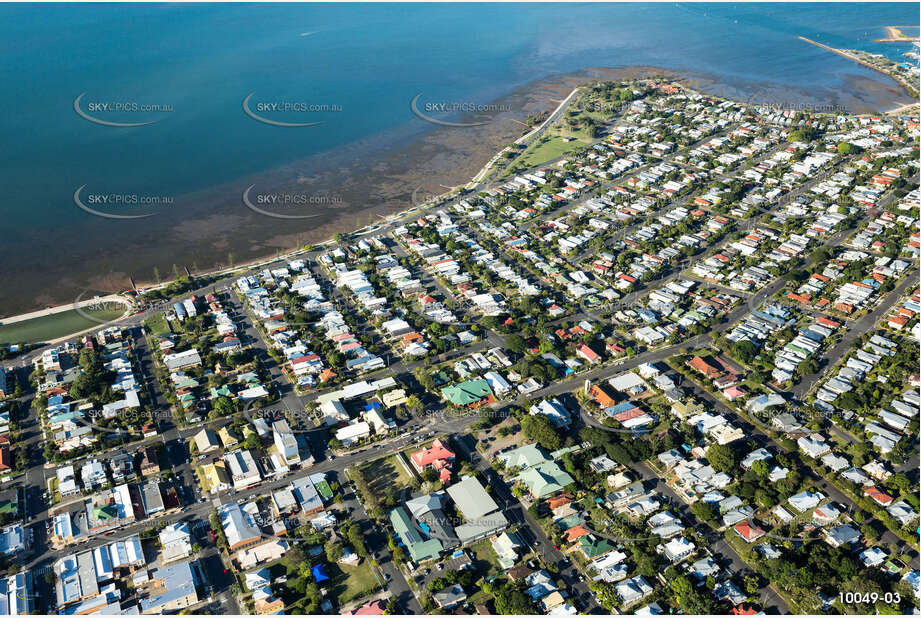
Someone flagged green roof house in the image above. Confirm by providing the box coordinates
[441,379,494,406]
[175,377,199,390]
[579,534,616,559]
[390,506,443,563]
[209,385,232,399]
[497,444,550,470]
[517,462,575,499]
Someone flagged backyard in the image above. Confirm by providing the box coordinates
[269,553,379,610]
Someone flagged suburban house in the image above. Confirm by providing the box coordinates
[410,439,455,483]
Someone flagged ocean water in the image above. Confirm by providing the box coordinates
[0,3,916,312]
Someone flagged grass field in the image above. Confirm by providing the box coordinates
[359,454,417,495]
[144,313,172,337]
[328,562,379,605]
[270,554,379,610]
[513,131,593,171]
[469,539,503,577]
[0,306,126,344]
[47,476,61,505]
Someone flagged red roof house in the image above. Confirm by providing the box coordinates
[345,600,387,615]
[733,520,766,543]
[576,344,601,364]
[411,439,455,482]
[688,355,722,379]
[864,486,893,507]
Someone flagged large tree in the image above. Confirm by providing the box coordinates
[706,443,739,473]
[521,414,563,451]
[493,584,537,615]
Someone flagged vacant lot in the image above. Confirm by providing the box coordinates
[359,454,417,495]
[328,561,379,605]
[144,313,172,337]
[469,539,503,577]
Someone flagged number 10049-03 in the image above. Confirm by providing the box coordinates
[838,592,900,605]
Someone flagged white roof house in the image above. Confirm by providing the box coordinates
[219,503,261,550]
[223,450,262,490]
[483,371,512,395]
[447,476,500,520]
[319,400,349,426]
[860,547,887,567]
[615,575,653,605]
[529,398,571,428]
[788,491,824,512]
[661,537,696,563]
[57,465,79,496]
[162,348,202,372]
[159,522,193,563]
[797,434,831,459]
[446,476,507,544]
[335,421,370,447]
[608,372,648,393]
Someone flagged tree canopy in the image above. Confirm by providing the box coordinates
[521,414,563,451]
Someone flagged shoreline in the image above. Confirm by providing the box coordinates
[0,59,914,320]
[0,84,587,328]
[97,67,662,302]
[797,35,920,105]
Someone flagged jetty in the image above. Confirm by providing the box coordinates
[798,35,919,99]
[798,36,877,68]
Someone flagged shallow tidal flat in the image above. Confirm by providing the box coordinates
[0,61,913,318]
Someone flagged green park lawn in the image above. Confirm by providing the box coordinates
[0,306,125,344]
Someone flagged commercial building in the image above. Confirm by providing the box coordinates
[138,560,200,614]
[445,476,507,544]
[224,449,262,489]
[273,419,300,465]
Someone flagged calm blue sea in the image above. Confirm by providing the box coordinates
[0,3,916,311]
[0,3,916,230]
